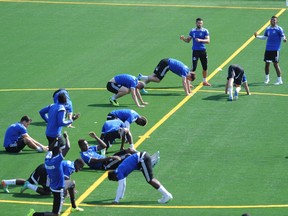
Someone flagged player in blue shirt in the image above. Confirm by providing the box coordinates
[254,16,287,85]
[137,58,196,96]
[107,109,147,129]
[225,64,251,101]
[108,151,172,204]
[107,74,148,107]
[39,93,80,150]
[78,132,136,170]
[180,17,211,86]
[3,115,48,153]
[100,119,134,150]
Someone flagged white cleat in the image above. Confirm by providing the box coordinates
[158,193,173,204]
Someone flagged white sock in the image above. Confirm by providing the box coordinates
[27,182,38,192]
[129,144,134,149]
[278,77,282,82]
[111,95,116,100]
[227,87,233,98]
[36,146,42,152]
[3,179,16,185]
[235,87,241,93]
[158,185,170,196]
[203,78,206,82]
[141,76,149,82]
[266,75,269,80]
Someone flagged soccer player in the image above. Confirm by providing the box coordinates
[78,132,137,170]
[39,93,80,150]
[106,73,148,107]
[100,119,134,150]
[137,58,196,96]
[106,109,147,130]
[107,151,172,204]
[3,115,48,153]
[254,16,287,85]
[180,17,211,86]
[225,64,251,101]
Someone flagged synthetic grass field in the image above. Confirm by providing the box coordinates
[0,0,288,215]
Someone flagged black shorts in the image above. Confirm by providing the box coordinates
[264,50,279,63]
[106,82,122,94]
[5,138,26,153]
[153,58,170,81]
[192,50,208,71]
[28,164,49,188]
[227,65,244,85]
[102,131,121,147]
[47,136,65,151]
[104,150,131,170]
[107,113,117,120]
[139,152,154,182]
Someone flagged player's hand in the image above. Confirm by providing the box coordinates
[254,32,258,37]
[89,131,97,138]
[72,113,80,121]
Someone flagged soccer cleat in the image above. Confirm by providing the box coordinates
[264,78,270,84]
[109,97,119,106]
[274,80,283,85]
[1,181,9,193]
[27,209,35,216]
[71,207,84,212]
[137,73,143,80]
[151,151,160,168]
[158,193,173,204]
[203,81,211,86]
[20,181,29,193]
[140,88,148,94]
[228,96,233,101]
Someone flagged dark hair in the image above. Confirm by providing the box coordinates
[78,139,86,147]
[74,158,85,168]
[20,115,32,123]
[108,170,118,181]
[58,93,67,104]
[196,17,203,22]
[135,116,148,126]
[190,72,196,81]
[271,15,278,19]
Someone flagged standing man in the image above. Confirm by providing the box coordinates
[107,74,148,107]
[137,58,196,96]
[254,15,286,85]
[180,17,211,86]
[107,151,172,204]
[39,93,80,149]
[225,64,251,101]
[3,115,48,153]
[107,109,148,130]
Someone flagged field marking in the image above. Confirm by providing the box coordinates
[0,0,284,10]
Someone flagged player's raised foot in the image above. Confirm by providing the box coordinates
[264,78,270,84]
[109,97,119,106]
[203,81,211,86]
[151,151,160,168]
[20,181,29,193]
[1,180,9,193]
[274,80,283,85]
[71,207,84,212]
[140,88,148,94]
[158,193,173,204]
[27,209,35,216]
[137,73,143,80]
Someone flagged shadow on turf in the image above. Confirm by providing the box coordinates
[0,150,39,155]
[202,94,228,101]
[12,193,51,199]
[88,104,129,108]
[86,199,158,205]
[30,121,47,127]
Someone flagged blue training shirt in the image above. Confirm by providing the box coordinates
[3,122,28,147]
[45,151,64,191]
[101,119,125,134]
[62,160,75,179]
[114,74,138,89]
[189,27,209,51]
[80,146,105,169]
[168,58,190,77]
[53,89,73,113]
[110,109,140,124]
[264,25,285,51]
[115,153,140,180]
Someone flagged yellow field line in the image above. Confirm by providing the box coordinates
[0,0,284,10]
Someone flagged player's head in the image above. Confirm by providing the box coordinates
[188,72,196,82]
[108,170,118,181]
[74,158,85,172]
[78,139,89,151]
[136,81,145,90]
[135,116,148,126]
[20,115,32,127]
[196,17,203,28]
[58,93,67,104]
[270,16,278,26]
